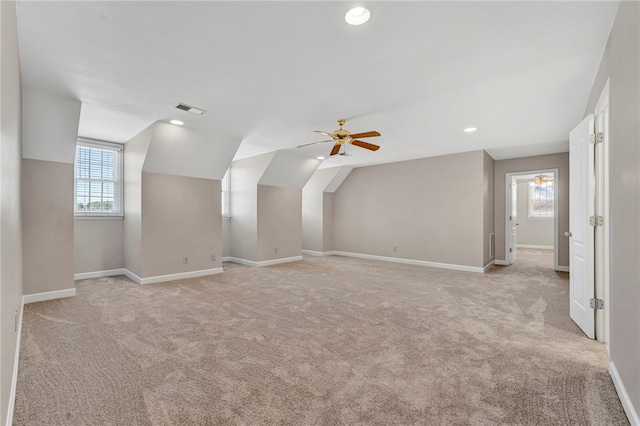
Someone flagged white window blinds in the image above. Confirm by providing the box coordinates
[221,168,230,218]
[74,140,123,217]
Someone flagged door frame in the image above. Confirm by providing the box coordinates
[505,168,560,270]
[594,79,610,345]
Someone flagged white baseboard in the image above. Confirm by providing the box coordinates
[332,251,486,273]
[226,255,304,267]
[74,268,127,280]
[221,256,232,262]
[122,268,224,285]
[6,298,24,426]
[610,361,640,425]
[517,244,554,250]
[483,261,495,273]
[494,259,509,266]
[302,250,335,257]
[23,288,76,304]
[555,265,570,272]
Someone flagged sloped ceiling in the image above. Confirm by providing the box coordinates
[16,1,619,169]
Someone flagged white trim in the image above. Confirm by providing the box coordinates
[75,268,127,280]
[610,361,640,425]
[221,256,232,262]
[23,288,76,304]
[302,250,336,257]
[332,251,486,273]
[517,244,554,250]
[122,268,223,285]
[483,261,495,273]
[494,259,509,266]
[225,256,304,267]
[555,265,570,272]
[6,299,24,426]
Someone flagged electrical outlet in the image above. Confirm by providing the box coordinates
[183,256,189,264]
[274,247,278,253]
[393,246,397,252]
[211,253,216,262]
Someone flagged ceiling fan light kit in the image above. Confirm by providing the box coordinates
[297,119,381,156]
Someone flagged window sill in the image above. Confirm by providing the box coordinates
[74,216,124,220]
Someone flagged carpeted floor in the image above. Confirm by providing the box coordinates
[13,249,628,425]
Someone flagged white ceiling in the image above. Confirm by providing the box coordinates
[16,1,619,169]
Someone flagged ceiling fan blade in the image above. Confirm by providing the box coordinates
[350,139,380,151]
[330,143,341,156]
[297,139,333,148]
[349,131,380,139]
[314,130,334,137]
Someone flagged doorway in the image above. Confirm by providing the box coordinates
[505,169,560,271]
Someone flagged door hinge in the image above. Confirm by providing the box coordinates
[589,215,604,226]
[590,298,604,309]
[589,132,604,144]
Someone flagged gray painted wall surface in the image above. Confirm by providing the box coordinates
[333,150,486,268]
[302,168,337,253]
[22,159,74,295]
[74,219,124,274]
[0,2,22,423]
[322,192,334,252]
[123,124,153,276]
[141,172,222,277]
[229,154,273,262]
[494,153,569,267]
[583,1,640,417]
[257,184,302,262]
[483,151,495,265]
[222,219,231,258]
[516,181,553,247]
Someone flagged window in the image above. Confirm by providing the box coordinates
[221,168,230,218]
[529,180,554,218]
[74,139,123,217]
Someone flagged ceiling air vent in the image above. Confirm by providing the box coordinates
[176,103,206,115]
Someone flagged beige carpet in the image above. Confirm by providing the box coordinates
[13,250,628,425]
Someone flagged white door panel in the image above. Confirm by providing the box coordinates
[569,114,595,339]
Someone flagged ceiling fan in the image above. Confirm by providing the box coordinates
[531,174,553,185]
[297,119,381,156]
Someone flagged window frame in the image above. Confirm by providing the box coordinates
[221,167,230,219]
[74,138,124,219]
[528,179,554,219]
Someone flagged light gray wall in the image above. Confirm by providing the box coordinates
[222,219,231,258]
[494,153,569,267]
[302,168,338,253]
[257,184,302,262]
[516,181,553,247]
[483,151,495,265]
[21,89,79,297]
[333,150,486,268]
[140,172,222,277]
[583,1,640,418]
[22,159,74,295]
[74,219,124,274]
[0,2,23,423]
[123,124,154,276]
[229,153,273,262]
[322,192,334,252]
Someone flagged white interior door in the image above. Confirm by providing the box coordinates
[569,114,596,339]
[509,177,518,264]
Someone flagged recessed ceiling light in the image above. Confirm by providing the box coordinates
[176,103,206,115]
[170,119,184,126]
[345,7,370,25]
[317,156,325,160]
[464,127,478,133]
